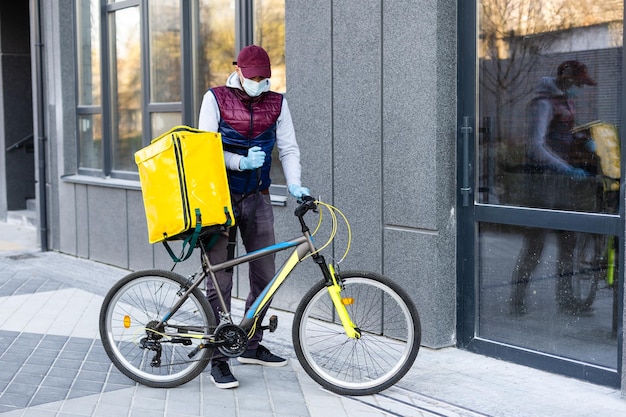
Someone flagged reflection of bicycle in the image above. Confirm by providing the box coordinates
[569,121,620,333]
[99,196,421,395]
[571,233,616,311]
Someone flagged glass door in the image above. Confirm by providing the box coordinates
[458,0,624,386]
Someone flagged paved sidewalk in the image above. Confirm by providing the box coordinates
[1,221,626,417]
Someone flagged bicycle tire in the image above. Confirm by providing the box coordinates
[99,269,216,388]
[292,270,421,396]
[570,234,603,310]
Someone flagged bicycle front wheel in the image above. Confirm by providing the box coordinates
[293,270,421,396]
[99,269,216,388]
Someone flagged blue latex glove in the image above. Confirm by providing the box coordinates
[568,167,588,180]
[585,139,596,153]
[239,146,266,170]
[288,184,311,198]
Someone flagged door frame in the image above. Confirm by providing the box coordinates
[456,0,624,388]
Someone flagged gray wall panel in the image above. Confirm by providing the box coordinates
[88,187,127,266]
[332,0,383,274]
[128,189,152,271]
[58,182,77,255]
[75,184,89,259]
[383,0,438,231]
[384,228,455,347]
[277,0,334,311]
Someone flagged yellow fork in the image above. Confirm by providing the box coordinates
[326,264,361,339]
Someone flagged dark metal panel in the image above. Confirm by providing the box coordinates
[456,0,478,348]
[465,338,621,388]
[475,204,621,235]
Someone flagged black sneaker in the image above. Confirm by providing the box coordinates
[237,344,287,367]
[210,361,239,389]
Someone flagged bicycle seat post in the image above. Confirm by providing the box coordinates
[198,235,233,324]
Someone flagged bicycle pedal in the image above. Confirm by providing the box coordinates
[261,315,278,333]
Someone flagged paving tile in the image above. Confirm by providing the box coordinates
[67,389,101,399]
[41,376,73,389]
[76,370,108,383]
[105,372,135,385]
[29,387,69,407]
[18,364,49,377]
[59,395,98,415]
[38,336,68,350]
[4,382,39,397]
[0,404,19,414]
[16,408,58,417]
[71,380,104,393]
[93,402,133,417]
[166,399,201,416]
[25,355,56,367]
[130,396,166,412]
[52,359,81,370]
[1,392,32,407]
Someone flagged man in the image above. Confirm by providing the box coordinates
[198,45,310,388]
[509,60,598,316]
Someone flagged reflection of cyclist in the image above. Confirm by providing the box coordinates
[509,60,598,316]
[198,45,310,388]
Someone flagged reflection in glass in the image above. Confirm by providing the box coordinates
[149,0,181,103]
[151,112,182,138]
[193,0,235,120]
[255,0,286,184]
[478,0,623,215]
[110,7,142,172]
[478,223,618,369]
[254,0,286,92]
[76,0,101,106]
[78,115,103,170]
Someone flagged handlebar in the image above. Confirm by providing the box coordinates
[294,195,317,219]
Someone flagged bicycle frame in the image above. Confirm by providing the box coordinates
[205,234,311,336]
[157,203,361,347]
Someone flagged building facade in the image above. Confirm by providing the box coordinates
[0,0,623,393]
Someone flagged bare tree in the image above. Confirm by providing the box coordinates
[479,0,572,141]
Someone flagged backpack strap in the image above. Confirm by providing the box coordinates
[163,208,203,263]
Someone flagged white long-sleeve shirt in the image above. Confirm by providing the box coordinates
[198,72,303,188]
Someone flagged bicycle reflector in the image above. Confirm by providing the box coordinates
[124,315,131,328]
[341,297,354,305]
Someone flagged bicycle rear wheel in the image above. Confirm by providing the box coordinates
[570,233,603,310]
[293,270,421,396]
[99,269,216,388]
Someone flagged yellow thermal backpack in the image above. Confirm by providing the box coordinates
[134,125,234,261]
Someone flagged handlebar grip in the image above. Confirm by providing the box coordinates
[294,196,317,218]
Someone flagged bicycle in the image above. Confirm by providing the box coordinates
[99,196,421,396]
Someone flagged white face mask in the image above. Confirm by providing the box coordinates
[567,85,582,98]
[241,76,270,97]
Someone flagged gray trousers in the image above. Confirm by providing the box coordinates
[206,192,276,361]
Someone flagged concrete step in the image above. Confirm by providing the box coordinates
[7,209,37,229]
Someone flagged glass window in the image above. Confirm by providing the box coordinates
[478,223,619,369]
[254,0,285,92]
[193,0,236,119]
[151,112,182,138]
[110,7,142,172]
[76,0,101,107]
[74,1,287,180]
[254,0,286,187]
[149,0,181,103]
[478,0,623,215]
[78,114,103,170]
[474,0,623,376]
